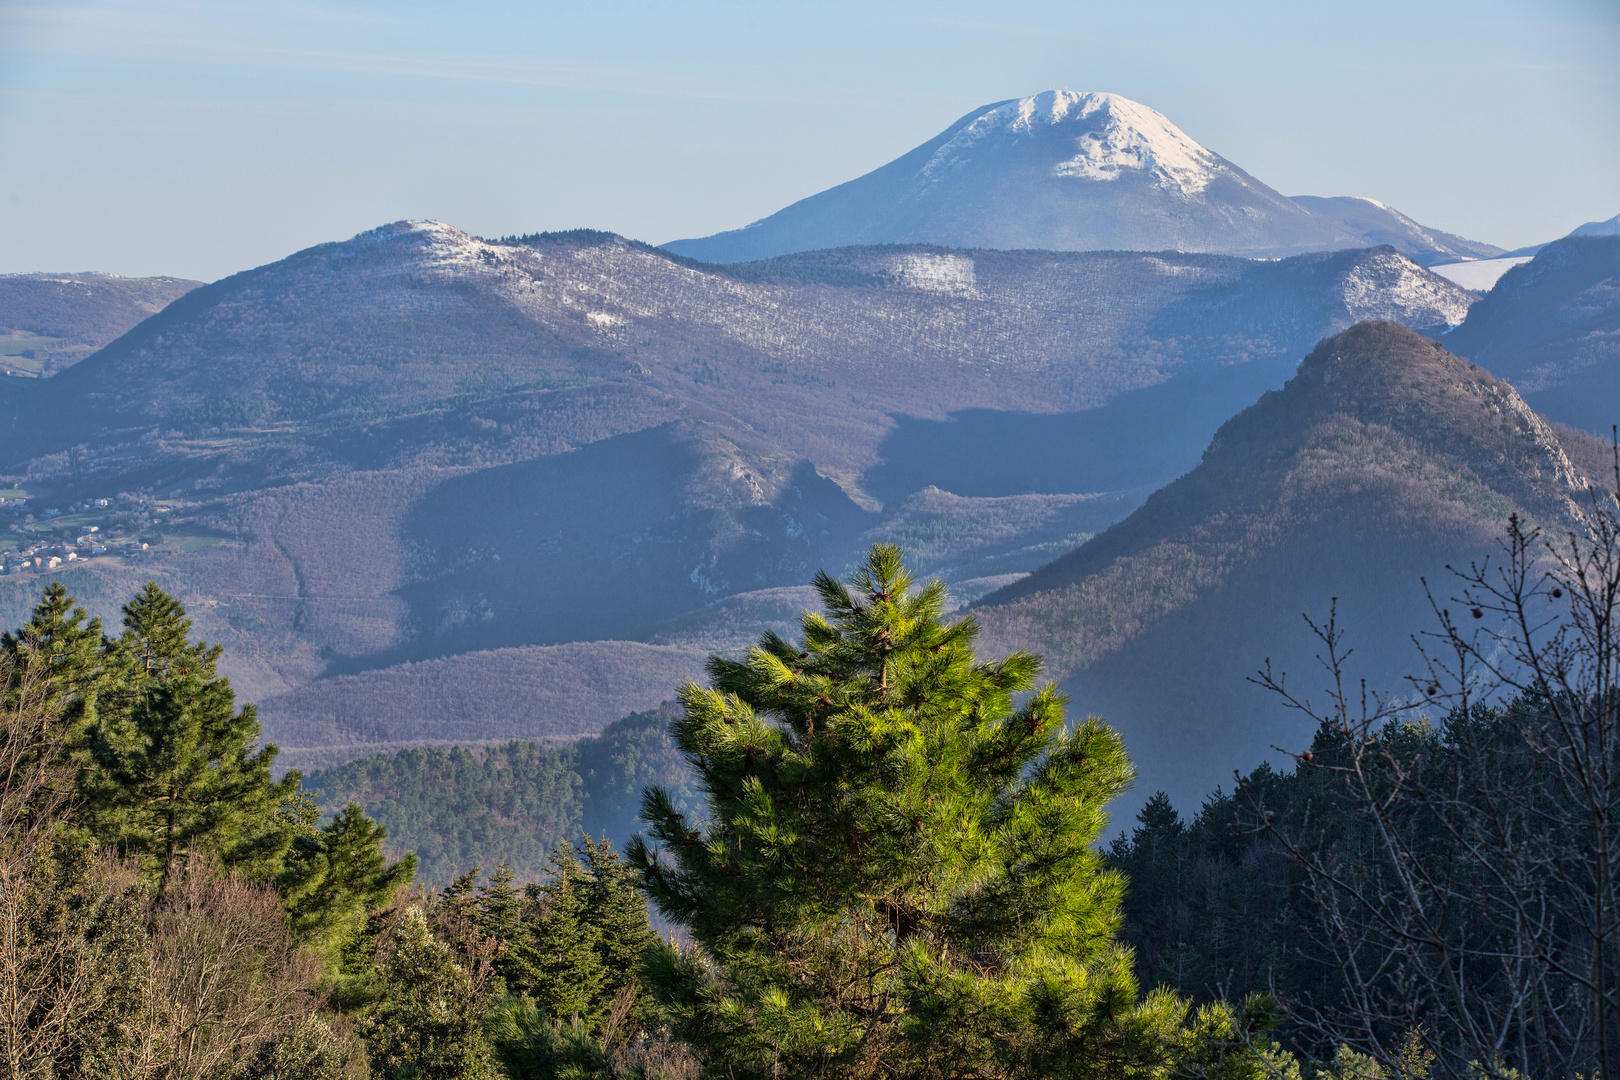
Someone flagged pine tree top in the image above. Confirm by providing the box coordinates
[630,545,1154,1076]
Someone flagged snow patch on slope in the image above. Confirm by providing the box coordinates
[1340,253,1476,327]
[884,253,977,295]
[922,91,1223,196]
[352,220,506,271]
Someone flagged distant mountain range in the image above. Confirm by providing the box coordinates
[976,321,1614,813]
[0,114,1609,794]
[0,272,200,377]
[1442,234,1620,436]
[0,222,1476,769]
[664,91,1504,266]
[1507,212,1620,257]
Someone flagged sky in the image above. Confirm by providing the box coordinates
[1,0,1617,281]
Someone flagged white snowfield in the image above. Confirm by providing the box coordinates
[924,90,1223,196]
[1430,257,1534,292]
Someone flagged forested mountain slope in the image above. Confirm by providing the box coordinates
[0,221,1475,764]
[1443,235,1620,435]
[301,704,699,883]
[976,321,1606,814]
[0,271,200,376]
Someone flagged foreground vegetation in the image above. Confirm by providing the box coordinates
[0,554,1298,1080]
[8,478,1620,1078]
[1112,461,1620,1079]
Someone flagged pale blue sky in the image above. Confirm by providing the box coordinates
[2,0,1617,281]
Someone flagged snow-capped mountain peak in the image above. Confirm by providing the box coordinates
[662,91,1503,264]
[921,90,1224,195]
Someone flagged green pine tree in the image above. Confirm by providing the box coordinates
[579,836,657,1024]
[2,582,106,743]
[1108,792,1193,988]
[79,583,307,892]
[362,906,497,1080]
[525,845,606,1023]
[283,802,417,956]
[629,544,1188,1079]
[475,863,521,947]
[476,862,537,994]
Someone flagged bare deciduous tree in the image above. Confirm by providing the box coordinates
[0,656,143,1080]
[0,650,324,1080]
[1252,446,1620,1080]
[125,855,322,1080]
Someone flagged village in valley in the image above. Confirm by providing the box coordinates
[0,490,197,574]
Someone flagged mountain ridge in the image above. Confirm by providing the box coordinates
[0,222,1479,772]
[1443,234,1620,436]
[974,321,1605,813]
[0,271,201,377]
[663,91,1502,265]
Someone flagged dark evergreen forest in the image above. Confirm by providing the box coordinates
[303,707,700,884]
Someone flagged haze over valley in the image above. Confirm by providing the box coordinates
[2,88,1615,819]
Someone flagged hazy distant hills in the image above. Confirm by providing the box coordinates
[1506,212,1620,257]
[1290,196,1505,265]
[1572,214,1620,239]
[1442,235,1620,436]
[664,91,1502,265]
[0,272,200,377]
[6,222,1474,490]
[0,221,1478,764]
[975,322,1607,813]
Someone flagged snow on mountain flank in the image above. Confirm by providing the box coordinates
[352,220,502,271]
[884,253,977,295]
[1340,252,1476,327]
[922,91,1223,195]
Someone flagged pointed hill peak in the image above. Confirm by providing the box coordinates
[971,320,1608,813]
[663,93,1495,264]
[987,321,1591,611]
[1217,321,1583,502]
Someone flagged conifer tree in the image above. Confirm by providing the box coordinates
[79,583,306,893]
[1,582,105,741]
[524,846,606,1023]
[362,907,496,1080]
[578,835,657,1027]
[630,545,1188,1079]
[581,838,655,979]
[475,862,539,994]
[283,802,417,954]
[475,862,522,952]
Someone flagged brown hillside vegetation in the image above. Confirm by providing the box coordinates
[259,640,708,772]
[976,321,1601,813]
